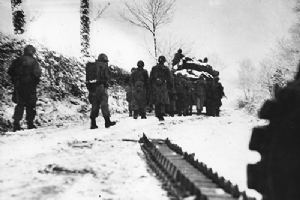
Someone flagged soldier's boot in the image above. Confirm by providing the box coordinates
[27,121,37,129]
[13,121,22,132]
[90,117,98,129]
[133,111,138,119]
[178,111,182,116]
[169,110,174,117]
[104,117,116,128]
[216,108,220,116]
[158,115,165,121]
[141,112,147,119]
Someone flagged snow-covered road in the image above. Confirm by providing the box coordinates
[0,105,263,200]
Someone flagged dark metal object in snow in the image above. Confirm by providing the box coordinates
[140,134,256,200]
[247,71,300,200]
[38,164,97,177]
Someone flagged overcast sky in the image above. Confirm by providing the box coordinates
[0,0,297,76]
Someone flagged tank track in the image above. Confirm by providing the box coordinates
[140,134,256,200]
[247,77,300,200]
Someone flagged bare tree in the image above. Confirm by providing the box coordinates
[121,0,176,59]
[11,0,25,34]
[238,59,257,101]
[93,2,111,21]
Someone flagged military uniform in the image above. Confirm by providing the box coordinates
[194,77,206,114]
[166,72,176,117]
[174,74,187,116]
[215,78,224,116]
[86,53,116,129]
[205,79,218,116]
[149,56,171,120]
[8,45,41,131]
[172,49,185,66]
[186,79,194,115]
[130,62,149,119]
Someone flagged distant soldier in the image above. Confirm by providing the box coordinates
[174,73,187,116]
[85,53,116,129]
[150,56,172,121]
[130,60,149,119]
[8,45,42,131]
[166,72,176,117]
[172,49,185,66]
[215,77,225,116]
[205,78,218,116]
[186,78,194,115]
[194,75,206,115]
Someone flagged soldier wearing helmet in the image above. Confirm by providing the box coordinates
[149,55,172,121]
[214,76,225,116]
[85,53,116,129]
[8,45,42,131]
[172,48,185,66]
[130,60,149,119]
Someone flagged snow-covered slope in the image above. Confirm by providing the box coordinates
[0,33,129,133]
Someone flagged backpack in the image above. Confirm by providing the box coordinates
[85,62,98,83]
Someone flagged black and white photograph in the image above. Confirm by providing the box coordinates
[0,0,299,200]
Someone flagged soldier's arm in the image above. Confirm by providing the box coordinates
[130,72,135,87]
[144,70,149,88]
[33,60,42,84]
[166,68,172,89]
[8,58,20,84]
[104,65,110,87]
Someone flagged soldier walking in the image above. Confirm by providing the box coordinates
[85,53,116,129]
[172,49,185,66]
[174,73,187,116]
[130,60,149,119]
[149,56,172,121]
[215,77,225,116]
[205,78,218,116]
[8,45,42,132]
[166,71,176,117]
[195,75,206,115]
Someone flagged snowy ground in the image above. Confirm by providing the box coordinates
[0,99,263,200]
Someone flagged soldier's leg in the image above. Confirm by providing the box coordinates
[100,91,116,128]
[161,104,166,120]
[133,109,139,119]
[140,103,147,119]
[25,103,37,129]
[128,102,133,117]
[90,94,100,129]
[13,103,24,131]
[196,97,201,115]
[155,104,160,118]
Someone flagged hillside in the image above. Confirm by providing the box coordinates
[0,33,129,133]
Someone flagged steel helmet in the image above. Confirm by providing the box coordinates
[98,53,109,62]
[24,45,36,56]
[158,56,166,64]
[137,60,144,67]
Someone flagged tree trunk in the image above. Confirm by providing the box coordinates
[11,0,25,34]
[80,0,90,57]
[153,32,158,60]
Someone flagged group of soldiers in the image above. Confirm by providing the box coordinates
[7,45,224,131]
[8,45,117,131]
[126,52,225,121]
